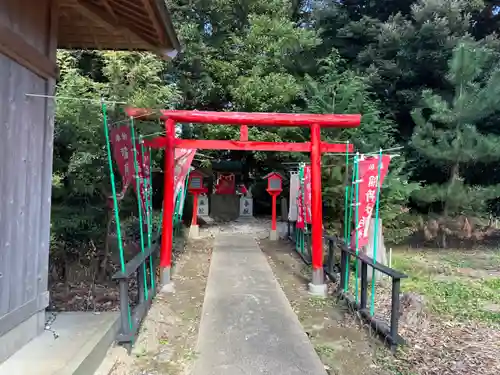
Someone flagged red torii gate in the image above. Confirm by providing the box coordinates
[126,108,360,295]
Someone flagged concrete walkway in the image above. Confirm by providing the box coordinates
[191,234,327,375]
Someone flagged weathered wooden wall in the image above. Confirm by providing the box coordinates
[0,0,58,363]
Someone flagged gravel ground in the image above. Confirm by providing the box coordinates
[197,216,289,239]
[97,238,213,375]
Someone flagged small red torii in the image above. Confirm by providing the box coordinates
[126,108,360,296]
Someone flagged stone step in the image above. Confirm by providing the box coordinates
[0,312,119,375]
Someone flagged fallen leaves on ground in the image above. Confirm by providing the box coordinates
[372,283,500,375]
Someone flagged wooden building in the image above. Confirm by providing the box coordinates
[0,0,180,363]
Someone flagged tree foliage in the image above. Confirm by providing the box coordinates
[411,42,500,219]
[52,0,500,247]
[51,51,180,276]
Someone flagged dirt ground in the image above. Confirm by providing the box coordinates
[259,239,390,375]
[98,229,390,375]
[99,237,213,375]
[97,225,499,375]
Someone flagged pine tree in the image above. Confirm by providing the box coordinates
[304,54,420,242]
[411,41,500,246]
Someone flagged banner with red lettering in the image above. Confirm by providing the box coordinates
[110,126,150,213]
[351,155,391,248]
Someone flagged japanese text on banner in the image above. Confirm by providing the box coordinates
[351,155,391,248]
[303,165,312,224]
[111,127,196,214]
[110,126,150,214]
[295,165,312,228]
[296,193,305,229]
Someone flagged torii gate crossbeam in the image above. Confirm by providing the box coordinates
[125,108,361,296]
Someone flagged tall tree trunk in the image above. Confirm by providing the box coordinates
[441,162,460,248]
[63,244,70,294]
[99,187,126,281]
[98,210,113,281]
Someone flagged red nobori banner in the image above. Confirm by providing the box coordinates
[110,126,150,213]
[174,148,196,203]
[136,148,151,215]
[296,165,312,228]
[297,192,305,229]
[351,154,391,248]
[303,165,312,224]
[111,127,196,213]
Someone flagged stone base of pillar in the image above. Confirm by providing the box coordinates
[308,267,327,297]
[308,282,327,297]
[189,224,200,239]
[269,229,278,241]
[160,266,175,293]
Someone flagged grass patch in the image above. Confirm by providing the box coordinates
[392,252,500,323]
[437,251,500,270]
[315,343,336,357]
[308,296,332,308]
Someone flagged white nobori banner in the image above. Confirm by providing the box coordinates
[288,171,299,221]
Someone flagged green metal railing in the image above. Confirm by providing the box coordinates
[101,106,189,348]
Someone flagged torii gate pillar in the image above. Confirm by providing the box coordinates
[159,119,175,291]
[309,123,326,295]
